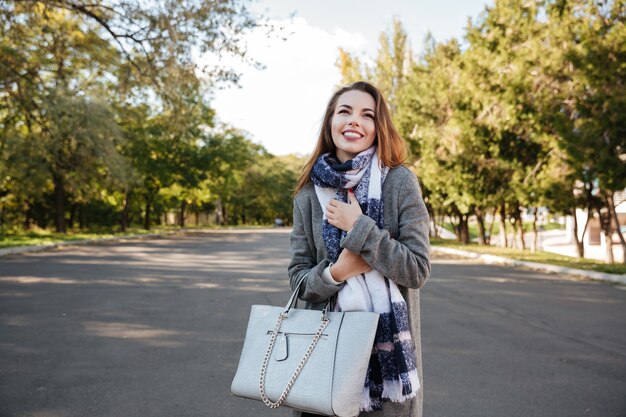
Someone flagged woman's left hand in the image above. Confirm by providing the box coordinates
[326,190,362,232]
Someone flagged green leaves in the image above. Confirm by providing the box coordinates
[0,0,277,232]
[354,2,625,257]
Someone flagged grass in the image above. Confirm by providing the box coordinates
[440,220,565,240]
[0,224,280,249]
[0,227,172,249]
[431,237,626,275]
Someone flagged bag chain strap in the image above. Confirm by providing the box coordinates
[259,310,330,408]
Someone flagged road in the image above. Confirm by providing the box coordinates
[1,230,625,417]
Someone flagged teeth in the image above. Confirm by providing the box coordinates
[344,131,362,138]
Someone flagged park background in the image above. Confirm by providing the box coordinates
[1,0,625,271]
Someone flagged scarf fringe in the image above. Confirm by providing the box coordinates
[359,371,421,413]
[382,369,421,401]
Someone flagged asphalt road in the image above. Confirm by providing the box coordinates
[0,230,625,417]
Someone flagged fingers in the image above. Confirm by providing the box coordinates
[325,191,362,231]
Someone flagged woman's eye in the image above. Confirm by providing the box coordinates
[338,109,349,114]
[365,114,374,119]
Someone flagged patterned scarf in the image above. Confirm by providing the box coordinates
[310,146,420,412]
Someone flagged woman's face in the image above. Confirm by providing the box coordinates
[330,90,376,163]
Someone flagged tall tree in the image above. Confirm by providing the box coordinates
[547,0,626,262]
[1,5,128,231]
[336,17,412,112]
[202,126,263,225]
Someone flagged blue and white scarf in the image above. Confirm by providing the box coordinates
[310,146,420,412]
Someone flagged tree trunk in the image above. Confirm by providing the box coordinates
[425,203,436,237]
[598,200,614,264]
[215,200,223,225]
[531,208,538,253]
[179,200,187,227]
[144,199,152,230]
[486,208,495,245]
[432,210,443,238]
[607,192,626,264]
[53,173,67,233]
[571,207,585,258]
[499,202,508,248]
[603,229,615,264]
[450,211,461,242]
[459,214,470,244]
[475,206,487,245]
[452,216,461,242]
[451,204,471,244]
[222,203,228,225]
[120,190,131,232]
[512,205,525,250]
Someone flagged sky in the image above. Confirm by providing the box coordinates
[207,0,492,156]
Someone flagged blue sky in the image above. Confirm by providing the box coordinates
[208,0,492,155]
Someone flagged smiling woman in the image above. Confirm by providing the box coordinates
[288,81,431,417]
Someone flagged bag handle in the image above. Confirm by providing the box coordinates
[284,273,332,316]
[259,273,331,409]
[283,273,308,314]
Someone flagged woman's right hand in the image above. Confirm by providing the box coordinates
[329,249,371,282]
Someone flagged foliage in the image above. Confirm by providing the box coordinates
[339,1,626,262]
[336,17,412,108]
[0,0,301,234]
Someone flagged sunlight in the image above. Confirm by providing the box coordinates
[81,321,187,348]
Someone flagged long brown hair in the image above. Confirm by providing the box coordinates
[294,81,407,194]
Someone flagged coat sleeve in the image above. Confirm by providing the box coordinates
[340,172,431,289]
[288,195,343,304]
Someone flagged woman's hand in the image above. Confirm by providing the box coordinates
[326,190,362,232]
[329,249,371,282]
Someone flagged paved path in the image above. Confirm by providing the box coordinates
[1,231,625,417]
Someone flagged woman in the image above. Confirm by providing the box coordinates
[288,81,431,417]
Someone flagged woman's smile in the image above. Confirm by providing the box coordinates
[342,129,365,140]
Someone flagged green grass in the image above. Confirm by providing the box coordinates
[440,221,565,240]
[431,237,626,275]
[0,227,170,249]
[0,224,285,248]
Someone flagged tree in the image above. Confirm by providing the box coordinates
[336,17,412,112]
[231,154,303,225]
[1,5,128,231]
[1,0,265,233]
[202,126,263,225]
[543,0,626,262]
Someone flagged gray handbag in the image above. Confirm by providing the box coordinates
[231,275,380,417]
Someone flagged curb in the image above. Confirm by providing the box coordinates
[431,246,626,285]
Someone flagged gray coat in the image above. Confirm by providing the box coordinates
[288,165,431,417]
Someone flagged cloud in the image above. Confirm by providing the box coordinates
[206,18,368,156]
